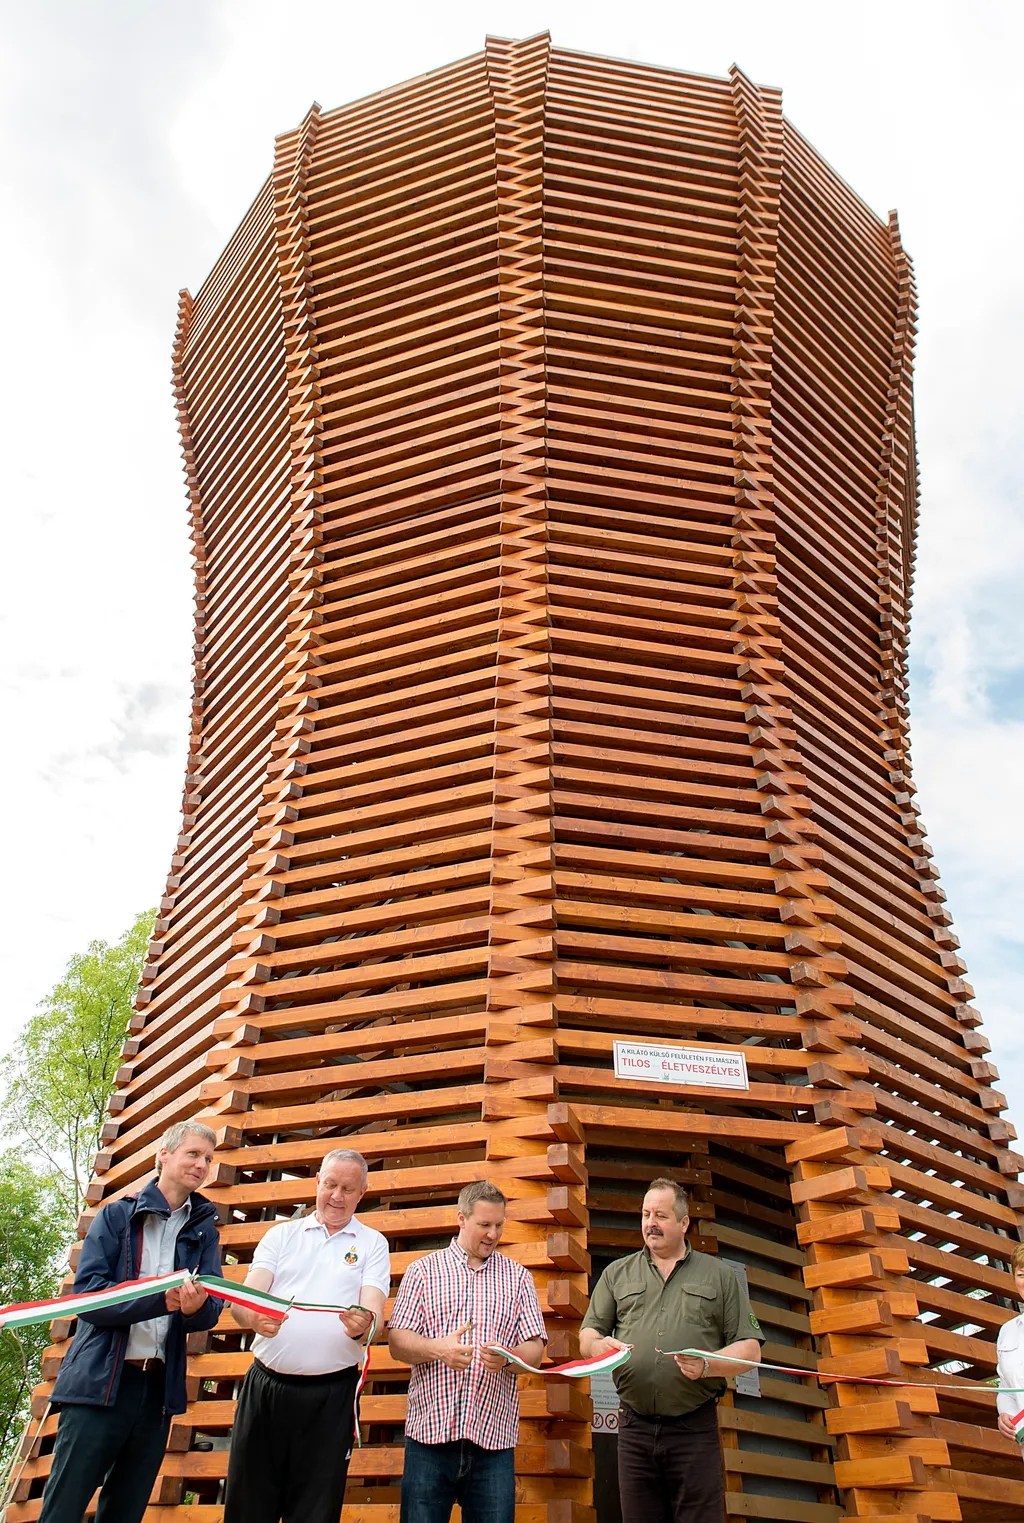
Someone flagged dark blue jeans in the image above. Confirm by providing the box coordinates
[39,1363,170,1523]
[400,1437,515,1523]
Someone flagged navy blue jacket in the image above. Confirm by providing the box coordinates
[52,1179,222,1415]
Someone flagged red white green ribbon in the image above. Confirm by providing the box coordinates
[0,1271,375,1331]
[661,1347,1024,1395]
[194,1273,369,1321]
[352,1314,377,1447]
[0,1271,191,1330]
[487,1344,632,1378]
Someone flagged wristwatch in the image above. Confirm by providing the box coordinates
[700,1358,712,1378]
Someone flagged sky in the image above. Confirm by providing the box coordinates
[1,0,1021,1134]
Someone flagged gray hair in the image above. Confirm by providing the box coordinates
[647,1177,689,1219]
[458,1180,507,1216]
[319,1148,368,1186]
[155,1120,217,1173]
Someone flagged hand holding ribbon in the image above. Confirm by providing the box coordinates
[166,1278,209,1317]
[671,1351,708,1380]
[434,1320,474,1371]
[998,1408,1024,1445]
[339,1305,374,1341]
[250,1310,288,1338]
[484,1342,632,1378]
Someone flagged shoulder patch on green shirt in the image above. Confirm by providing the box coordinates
[749,1312,761,1330]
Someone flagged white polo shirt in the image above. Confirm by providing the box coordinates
[997,1310,1024,1423]
[250,1213,391,1376]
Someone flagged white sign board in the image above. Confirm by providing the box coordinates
[590,1367,620,1433]
[613,1040,749,1091]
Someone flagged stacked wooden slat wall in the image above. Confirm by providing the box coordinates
[16,35,1021,1523]
[770,120,1024,1522]
[94,188,294,1211]
[538,48,842,1521]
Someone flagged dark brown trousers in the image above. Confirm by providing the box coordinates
[616,1399,724,1523]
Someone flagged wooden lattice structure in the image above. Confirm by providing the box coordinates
[16,34,1023,1523]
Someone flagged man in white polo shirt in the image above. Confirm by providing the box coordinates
[222,1147,390,1523]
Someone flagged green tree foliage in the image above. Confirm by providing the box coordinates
[1,909,154,1220]
[0,1154,68,1483]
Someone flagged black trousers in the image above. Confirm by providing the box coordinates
[38,1363,170,1523]
[223,1359,359,1523]
[617,1399,725,1523]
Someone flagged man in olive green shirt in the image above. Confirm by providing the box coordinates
[580,1177,764,1523]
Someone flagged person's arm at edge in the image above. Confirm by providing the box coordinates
[509,1336,545,1368]
[579,1326,631,1358]
[341,1230,391,1343]
[579,1269,629,1361]
[341,1284,386,1343]
[997,1322,1020,1438]
[388,1324,437,1364]
[387,1262,427,1364]
[672,1271,763,1380]
[509,1272,547,1367]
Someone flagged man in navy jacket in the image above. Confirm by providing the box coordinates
[39,1119,223,1523]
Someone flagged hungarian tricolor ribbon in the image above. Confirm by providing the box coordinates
[1011,1407,1024,1446]
[0,1271,191,1330]
[486,1344,632,1378]
[0,1271,375,1330]
[659,1347,1024,1395]
[352,1314,377,1447]
[0,1273,379,1443]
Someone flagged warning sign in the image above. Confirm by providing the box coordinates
[613,1040,749,1091]
[590,1367,620,1433]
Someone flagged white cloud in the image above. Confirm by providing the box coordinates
[2,0,1021,1136]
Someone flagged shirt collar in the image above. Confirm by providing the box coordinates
[305,1213,357,1237]
[143,1181,191,1221]
[644,1239,690,1272]
[448,1236,493,1273]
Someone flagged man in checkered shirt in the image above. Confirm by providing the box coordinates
[389,1180,546,1523]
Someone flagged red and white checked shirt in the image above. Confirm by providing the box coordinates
[389,1238,546,1450]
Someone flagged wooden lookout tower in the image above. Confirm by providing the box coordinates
[17,34,1024,1523]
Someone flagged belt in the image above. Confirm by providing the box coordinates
[124,1357,165,1373]
[254,1359,356,1386]
[621,1398,717,1426]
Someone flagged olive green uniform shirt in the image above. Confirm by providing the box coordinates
[581,1245,765,1417]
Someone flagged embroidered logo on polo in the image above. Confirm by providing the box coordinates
[749,1312,761,1330]
[344,1250,359,1265]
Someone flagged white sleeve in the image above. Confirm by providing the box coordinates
[997,1316,1024,1418]
[251,1222,286,1282]
[360,1230,392,1296]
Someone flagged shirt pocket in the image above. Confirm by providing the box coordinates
[615,1282,647,1335]
[681,1284,721,1332]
